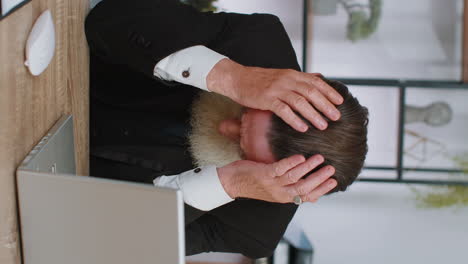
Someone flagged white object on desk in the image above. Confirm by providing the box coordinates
[24,9,55,76]
[1,0,26,15]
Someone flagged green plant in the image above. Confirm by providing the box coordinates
[411,153,468,209]
[412,186,468,209]
[340,0,382,42]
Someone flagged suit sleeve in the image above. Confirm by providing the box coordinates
[85,0,301,79]
[185,199,298,259]
[85,0,227,78]
[185,214,271,259]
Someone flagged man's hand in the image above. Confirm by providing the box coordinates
[207,59,344,132]
[217,154,337,204]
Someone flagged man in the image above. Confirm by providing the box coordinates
[188,80,368,194]
[85,0,361,258]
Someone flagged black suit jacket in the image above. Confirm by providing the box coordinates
[85,0,301,258]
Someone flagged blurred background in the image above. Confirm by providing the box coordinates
[181,0,468,264]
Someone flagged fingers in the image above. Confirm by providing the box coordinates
[309,72,323,77]
[305,74,344,106]
[271,100,308,132]
[302,178,337,203]
[278,154,325,186]
[269,155,306,177]
[298,84,341,123]
[287,165,336,197]
[283,92,327,130]
[269,70,344,132]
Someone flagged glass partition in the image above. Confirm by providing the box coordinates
[309,0,464,81]
[404,87,468,177]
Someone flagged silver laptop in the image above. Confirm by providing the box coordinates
[16,115,185,264]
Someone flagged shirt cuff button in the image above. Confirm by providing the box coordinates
[182,70,190,78]
[194,168,201,173]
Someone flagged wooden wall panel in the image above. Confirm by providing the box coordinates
[0,0,89,263]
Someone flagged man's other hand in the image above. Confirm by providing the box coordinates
[207,59,344,132]
[217,154,337,204]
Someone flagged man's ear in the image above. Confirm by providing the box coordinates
[218,119,241,142]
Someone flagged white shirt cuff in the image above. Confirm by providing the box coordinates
[153,166,234,211]
[153,45,227,91]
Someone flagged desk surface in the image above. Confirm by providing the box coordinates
[0,1,89,263]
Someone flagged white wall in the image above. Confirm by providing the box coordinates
[310,0,463,80]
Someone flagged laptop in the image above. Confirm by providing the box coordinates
[16,115,185,264]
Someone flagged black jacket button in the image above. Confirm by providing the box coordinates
[182,70,190,78]
[194,168,201,173]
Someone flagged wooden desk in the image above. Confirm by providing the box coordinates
[0,1,89,263]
